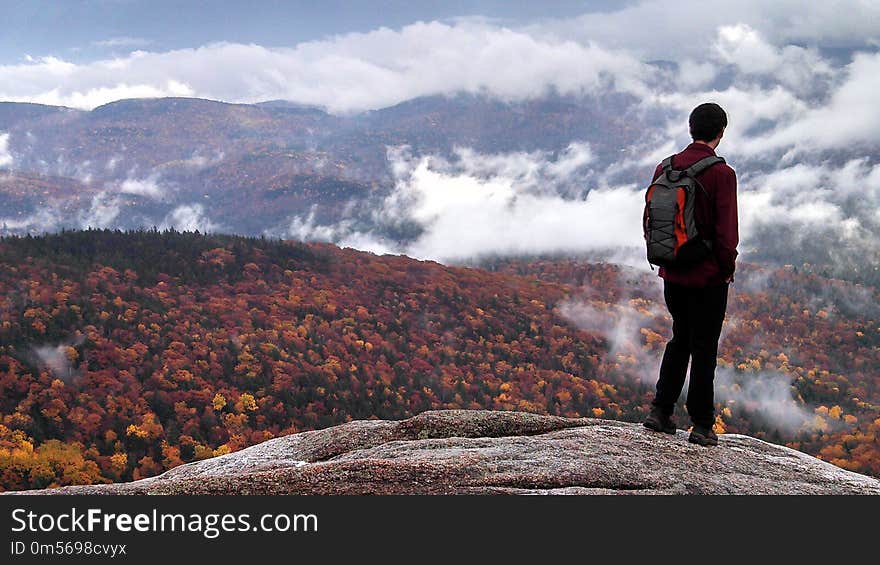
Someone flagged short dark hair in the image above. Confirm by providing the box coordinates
[689,103,727,142]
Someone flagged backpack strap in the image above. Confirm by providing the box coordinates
[685,156,725,250]
[661,155,682,181]
[684,156,725,178]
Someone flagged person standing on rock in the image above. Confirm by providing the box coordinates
[642,102,738,446]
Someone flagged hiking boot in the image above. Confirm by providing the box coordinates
[689,425,718,446]
[643,407,676,434]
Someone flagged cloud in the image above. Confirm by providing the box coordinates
[0,21,649,112]
[282,204,353,243]
[278,142,644,263]
[644,23,879,159]
[10,79,194,111]
[180,150,225,169]
[78,191,121,229]
[160,203,219,232]
[557,290,829,433]
[736,159,880,247]
[0,53,194,108]
[0,2,874,168]
[0,205,60,233]
[529,0,880,60]
[646,84,809,161]
[556,293,666,385]
[31,337,84,383]
[675,59,718,90]
[277,133,880,270]
[0,2,874,156]
[715,368,821,433]
[119,174,166,199]
[714,24,834,94]
[739,51,880,154]
[394,176,643,263]
[443,142,594,191]
[734,265,880,320]
[0,132,12,168]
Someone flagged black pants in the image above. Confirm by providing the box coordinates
[652,280,729,428]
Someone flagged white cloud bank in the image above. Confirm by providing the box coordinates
[276,142,646,263]
[2,3,872,160]
[0,21,649,113]
[0,2,875,162]
[273,137,880,268]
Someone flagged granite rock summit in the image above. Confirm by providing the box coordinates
[11,410,880,495]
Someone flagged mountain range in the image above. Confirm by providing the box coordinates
[0,93,642,238]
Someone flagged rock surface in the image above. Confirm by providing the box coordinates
[10,410,880,495]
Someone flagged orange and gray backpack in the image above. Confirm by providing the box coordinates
[643,155,724,268]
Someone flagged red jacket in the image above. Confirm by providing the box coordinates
[653,142,738,287]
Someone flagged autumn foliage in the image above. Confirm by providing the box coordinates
[0,229,878,490]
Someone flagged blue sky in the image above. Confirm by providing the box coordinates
[0,0,628,64]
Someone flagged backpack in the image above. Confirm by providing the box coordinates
[643,154,725,268]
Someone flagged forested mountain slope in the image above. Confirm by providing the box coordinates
[1,230,878,490]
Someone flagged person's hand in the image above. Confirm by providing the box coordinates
[725,275,734,284]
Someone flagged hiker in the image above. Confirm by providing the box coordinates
[642,102,738,446]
